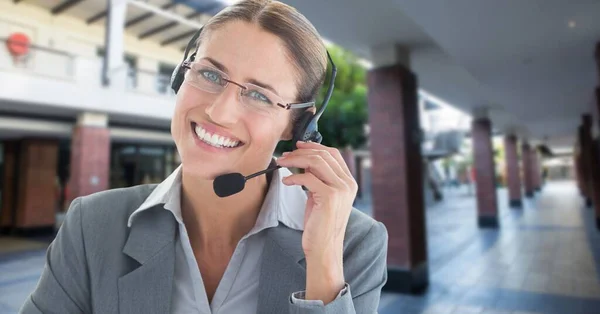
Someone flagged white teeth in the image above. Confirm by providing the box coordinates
[194,124,240,148]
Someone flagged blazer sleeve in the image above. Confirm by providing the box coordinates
[19,198,92,314]
[288,221,389,314]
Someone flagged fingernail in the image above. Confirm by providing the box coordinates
[282,152,290,156]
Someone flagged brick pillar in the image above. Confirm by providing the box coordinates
[595,42,600,81]
[0,141,18,232]
[522,142,535,197]
[531,148,541,192]
[67,113,110,207]
[339,146,357,180]
[472,118,498,227]
[574,143,584,197]
[354,155,363,198]
[591,139,600,229]
[504,135,522,207]
[581,115,594,208]
[367,63,428,293]
[14,139,58,231]
[594,42,600,228]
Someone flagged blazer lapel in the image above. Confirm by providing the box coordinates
[118,205,177,314]
[257,226,307,314]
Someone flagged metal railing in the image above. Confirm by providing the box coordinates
[0,37,75,79]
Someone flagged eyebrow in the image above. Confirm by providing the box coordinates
[202,57,280,96]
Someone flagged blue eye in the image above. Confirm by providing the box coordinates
[246,90,272,104]
[200,70,223,85]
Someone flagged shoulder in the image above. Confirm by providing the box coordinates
[74,184,157,224]
[339,208,388,296]
[343,207,388,253]
[65,185,158,246]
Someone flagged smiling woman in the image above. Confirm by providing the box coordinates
[19,1,389,314]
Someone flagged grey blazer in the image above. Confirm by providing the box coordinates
[20,184,388,314]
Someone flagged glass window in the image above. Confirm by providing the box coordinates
[110,144,178,188]
[157,63,176,95]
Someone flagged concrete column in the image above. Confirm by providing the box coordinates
[67,112,110,206]
[472,116,498,227]
[504,135,522,207]
[522,142,534,197]
[368,44,428,293]
[102,0,127,87]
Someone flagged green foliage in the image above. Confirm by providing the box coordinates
[275,45,369,153]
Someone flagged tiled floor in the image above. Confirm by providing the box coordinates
[371,181,600,314]
[1,181,600,313]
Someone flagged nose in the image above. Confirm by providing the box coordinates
[205,84,242,125]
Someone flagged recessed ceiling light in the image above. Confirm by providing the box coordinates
[568,20,576,28]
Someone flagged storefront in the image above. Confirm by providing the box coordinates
[110,143,180,188]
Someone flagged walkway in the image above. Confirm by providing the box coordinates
[375,181,600,314]
[1,181,600,313]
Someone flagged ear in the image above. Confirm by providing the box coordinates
[280,120,294,141]
[280,107,317,141]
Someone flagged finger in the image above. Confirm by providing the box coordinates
[282,148,348,182]
[282,171,331,194]
[276,154,345,188]
[296,141,354,179]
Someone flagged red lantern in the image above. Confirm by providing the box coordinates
[6,32,30,57]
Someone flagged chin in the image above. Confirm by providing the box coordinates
[180,159,231,180]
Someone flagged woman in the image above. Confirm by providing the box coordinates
[20,1,388,313]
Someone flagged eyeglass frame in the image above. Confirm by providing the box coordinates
[180,59,316,111]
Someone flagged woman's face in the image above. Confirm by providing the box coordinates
[171,21,299,180]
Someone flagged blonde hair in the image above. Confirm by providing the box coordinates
[196,0,328,122]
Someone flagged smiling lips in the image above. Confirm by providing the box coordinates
[192,122,242,149]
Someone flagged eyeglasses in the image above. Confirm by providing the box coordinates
[181,60,315,117]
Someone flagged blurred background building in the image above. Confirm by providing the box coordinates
[2,0,600,313]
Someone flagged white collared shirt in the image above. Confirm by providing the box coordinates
[127,164,340,313]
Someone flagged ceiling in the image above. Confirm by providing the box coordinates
[20,0,225,51]
[14,0,600,152]
[281,0,600,152]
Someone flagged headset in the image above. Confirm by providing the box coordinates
[170,27,337,150]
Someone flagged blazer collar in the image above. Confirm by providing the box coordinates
[119,205,177,314]
[120,158,310,314]
[127,159,307,232]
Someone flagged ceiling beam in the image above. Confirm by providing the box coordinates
[51,0,84,15]
[139,11,203,39]
[128,0,202,29]
[161,29,196,46]
[126,1,178,28]
[86,10,107,24]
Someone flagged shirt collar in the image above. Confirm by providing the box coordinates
[127,160,306,232]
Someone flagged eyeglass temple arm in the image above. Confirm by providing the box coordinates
[278,102,315,110]
[277,51,337,112]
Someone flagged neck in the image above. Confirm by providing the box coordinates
[180,166,271,250]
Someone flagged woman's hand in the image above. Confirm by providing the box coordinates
[275,141,358,304]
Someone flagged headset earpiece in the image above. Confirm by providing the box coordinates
[290,51,336,150]
[171,27,203,94]
[170,53,195,94]
[291,110,322,150]
[170,63,184,94]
